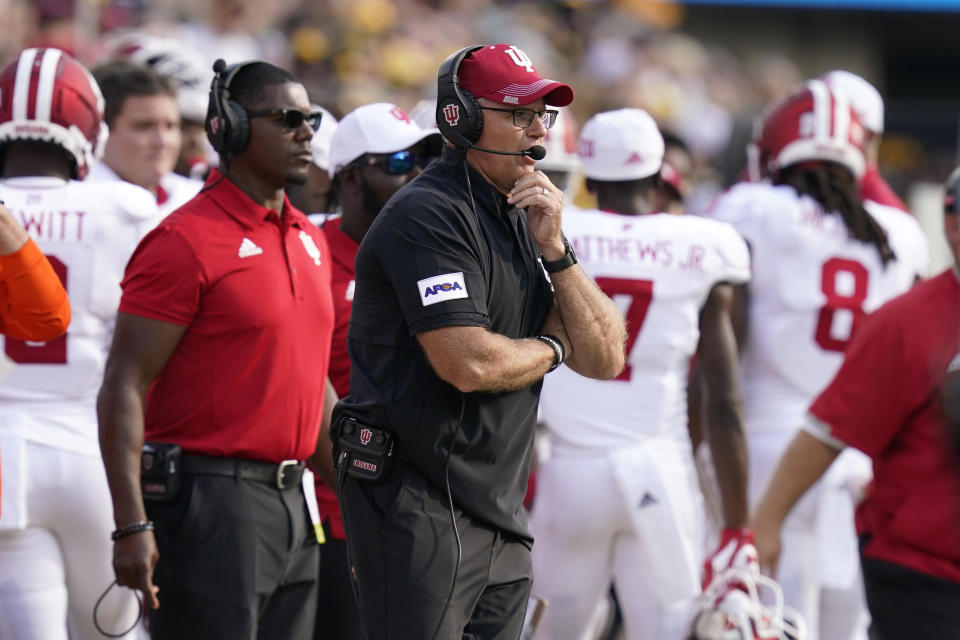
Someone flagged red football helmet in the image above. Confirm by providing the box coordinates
[0,48,107,179]
[689,568,807,640]
[748,79,866,183]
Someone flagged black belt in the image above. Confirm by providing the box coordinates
[181,455,305,490]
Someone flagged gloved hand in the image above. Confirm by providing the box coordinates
[702,526,759,590]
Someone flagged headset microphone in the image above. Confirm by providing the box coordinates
[525,145,547,160]
[467,144,547,160]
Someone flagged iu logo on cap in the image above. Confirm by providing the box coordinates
[505,45,534,72]
[390,106,412,124]
[443,103,460,127]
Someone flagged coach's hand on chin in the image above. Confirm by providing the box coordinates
[114,531,160,609]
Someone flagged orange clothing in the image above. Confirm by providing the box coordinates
[0,238,70,341]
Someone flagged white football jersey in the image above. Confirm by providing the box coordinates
[0,177,160,453]
[709,182,928,438]
[88,162,201,215]
[539,209,750,450]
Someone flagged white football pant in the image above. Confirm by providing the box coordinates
[530,438,703,640]
[0,440,140,640]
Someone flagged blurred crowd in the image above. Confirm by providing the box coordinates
[0,0,834,215]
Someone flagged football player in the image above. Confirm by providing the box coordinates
[532,108,752,640]
[0,48,160,640]
[107,33,214,180]
[710,79,928,640]
[89,60,201,215]
[820,70,909,213]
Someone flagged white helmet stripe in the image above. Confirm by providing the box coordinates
[34,48,62,123]
[12,48,38,121]
[808,79,830,143]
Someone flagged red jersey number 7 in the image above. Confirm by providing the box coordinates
[594,277,653,382]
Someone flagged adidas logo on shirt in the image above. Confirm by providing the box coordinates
[238,237,263,258]
[638,492,658,509]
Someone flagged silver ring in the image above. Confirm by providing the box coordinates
[542,187,549,196]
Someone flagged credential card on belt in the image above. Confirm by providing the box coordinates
[301,468,326,544]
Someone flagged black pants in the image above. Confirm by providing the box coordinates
[340,463,532,640]
[861,555,960,639]
[313,521,364,640]
[145,473,319,640]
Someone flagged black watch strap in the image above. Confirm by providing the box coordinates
[542,238,577,274]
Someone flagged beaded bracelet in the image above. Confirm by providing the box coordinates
[536,334,565,373]
[111,520,155,541]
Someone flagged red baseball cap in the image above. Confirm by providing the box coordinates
[459,44,574,107]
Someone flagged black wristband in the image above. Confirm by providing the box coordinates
[536,334,565,373]
[111,520,155,541]
[541,238,578,274]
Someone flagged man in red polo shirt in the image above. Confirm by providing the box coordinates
[312,101,440,640]
[97,60,335,640]
[751,167,960,637]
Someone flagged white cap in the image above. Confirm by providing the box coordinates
[328,102,442,178]
[578,108,664,181]
[821,70,884,134]
[309,105,338,171]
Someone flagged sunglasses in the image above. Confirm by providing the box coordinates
[246,108,323,132]
[351,150,423,175]
[479,107,559,129]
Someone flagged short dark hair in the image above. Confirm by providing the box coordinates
[93,61,176,125]
[227,62,299,110]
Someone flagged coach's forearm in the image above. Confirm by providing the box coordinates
[97,380,149,528]
[548,265,626,379]
[418,325,559,393]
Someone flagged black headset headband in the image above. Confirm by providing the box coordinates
[207,58,264,162]
[435,45,485,150]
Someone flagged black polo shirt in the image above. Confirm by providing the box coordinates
[340,146,554,542]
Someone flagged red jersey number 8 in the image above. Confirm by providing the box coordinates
[4,254,68,364]
[814,257,869,353]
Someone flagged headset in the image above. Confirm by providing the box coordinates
[435,45,546,160]
[436,45,486,151]
[206,58,261,165]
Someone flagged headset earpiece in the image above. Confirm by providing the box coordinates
[224,98,250,153]
[436,45,485,150]
[459,89,483,144]
[206,59,255,161]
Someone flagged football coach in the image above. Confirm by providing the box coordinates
[331,43,626,639]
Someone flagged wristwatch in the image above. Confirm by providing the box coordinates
[541,238,577,274]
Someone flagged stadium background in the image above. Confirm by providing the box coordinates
[2,0,959,267]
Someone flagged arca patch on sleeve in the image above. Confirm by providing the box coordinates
[418,272,468,306]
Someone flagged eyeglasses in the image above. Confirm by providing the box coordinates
[349,150,422,175]
[479,107,559,129]
[246,108,323,132]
